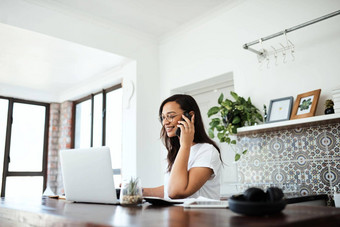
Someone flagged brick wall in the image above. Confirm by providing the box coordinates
[47,103,60,194]
[47,101,73,194]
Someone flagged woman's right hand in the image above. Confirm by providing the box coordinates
[177,113,195,147]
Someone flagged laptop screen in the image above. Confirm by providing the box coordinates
[60,146,119,204]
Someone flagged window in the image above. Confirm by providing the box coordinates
[0,99,8,195]
[74,99,91,148]
[0,97,49,197]
[73,84,122,186]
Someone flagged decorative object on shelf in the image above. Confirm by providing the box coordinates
[267,96,294,123]
[263,104,268,122]
[324,99,334,115]
[243,10,340,68]
[207,91,263,161]
[290,89,321,120]
[120,177,143,205]
[332,87,340,114]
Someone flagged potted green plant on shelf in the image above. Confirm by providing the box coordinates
[324,99,334,115]
[207,91,263,161]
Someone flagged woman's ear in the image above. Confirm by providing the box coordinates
[189,111,195,116]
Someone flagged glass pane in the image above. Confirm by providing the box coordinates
[106,88,122,186]
[93,94,103,147]
[0,99,9,194]
[5,176,43,198]
[114,175,121,188]
[9,103,45,171]
[75,99,91,148]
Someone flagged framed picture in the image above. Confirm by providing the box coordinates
[290,89,321,120]
[267,96,294,123]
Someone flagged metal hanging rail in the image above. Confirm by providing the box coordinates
[243,10,340,55]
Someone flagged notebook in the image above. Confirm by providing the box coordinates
[144,196,229,208]
[60,146,119,204]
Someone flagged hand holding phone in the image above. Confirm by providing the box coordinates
[176,112,192,137]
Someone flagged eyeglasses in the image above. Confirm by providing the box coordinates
[159,113,183,123]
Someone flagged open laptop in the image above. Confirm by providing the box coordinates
[60,146,119,204]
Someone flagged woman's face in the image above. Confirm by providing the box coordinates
[161,101,184,137]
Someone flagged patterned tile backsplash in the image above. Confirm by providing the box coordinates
[235,122,340,202]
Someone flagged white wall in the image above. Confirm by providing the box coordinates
[160,0,340,116]
[159,0,340,191]
[0,0,162,186]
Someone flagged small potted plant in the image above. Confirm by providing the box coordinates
[208,91,263,161]
[324,99,334,115]
[120,177,143,205]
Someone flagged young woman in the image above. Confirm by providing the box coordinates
[143,94,222,200]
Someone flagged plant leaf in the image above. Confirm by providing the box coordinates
[216,125,224,131]
[256,113,263,122]
[230,91,239,101]
[217,132,224,140]
[209,120,219,128]
[242,149,248,154]
[218,93,224,104]
[235,153,241,161]
[211,118,221,126]
[232,116,241,124]
[222,100,233,108]
[207,106,220,117]
[235,105,243,110]
[231,140,236,145]
[208,128,215,138]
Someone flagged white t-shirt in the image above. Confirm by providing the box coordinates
[163,143,221,200]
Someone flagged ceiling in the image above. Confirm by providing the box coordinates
[0,0,234,102]
[42,0,230,37]
[0,23,127,95]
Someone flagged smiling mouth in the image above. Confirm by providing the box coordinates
[165,126,175,132]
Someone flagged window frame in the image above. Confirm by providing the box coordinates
[0,96,50,197]
[72,84,122,179]
[72,83,122,148]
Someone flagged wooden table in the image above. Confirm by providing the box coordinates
[0,197,340,226]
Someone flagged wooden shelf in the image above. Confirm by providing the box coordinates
[237,113,340,136]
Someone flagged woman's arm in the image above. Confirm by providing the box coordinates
[143,185,164,198]
[168,167,213,199]
[167,114,214,199]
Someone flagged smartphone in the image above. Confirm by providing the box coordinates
[176,112,192,137]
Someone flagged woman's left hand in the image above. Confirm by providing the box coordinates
[177,114,195,147]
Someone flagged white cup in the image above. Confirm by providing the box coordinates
[334,193,340,208]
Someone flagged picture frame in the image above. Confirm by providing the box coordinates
[290,89,321,120]
[267,96,294,123]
